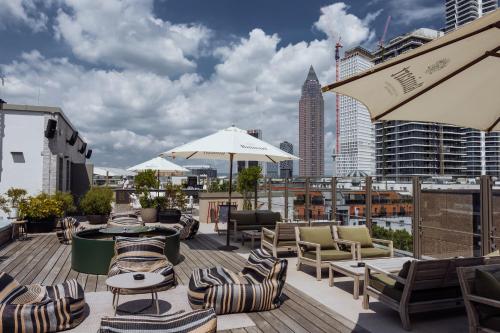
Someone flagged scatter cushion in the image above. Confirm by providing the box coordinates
[299,226,336,250]
[303,249,353,261]
[336,226,373,248]
[475,269,500,319]
[99,308,217,333]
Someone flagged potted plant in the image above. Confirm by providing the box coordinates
[0,195,10,216]
[236,166,262,210]
[80,187,113,224]
[18,194,63,232]
[134,170,159,223]
[5,188,27,219]
[158,183,186,223]
[53,191,77,216]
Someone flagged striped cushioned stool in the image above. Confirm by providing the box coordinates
[188,249,288,314]
[56,217,84,244]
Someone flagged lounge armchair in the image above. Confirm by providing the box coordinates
[458,263,500,333]
[188,249,287,314]
[364,256,485,330]
[262,222,308,257]
[334,226,393,260]
[295,225,356,281]
[108,236,176,293]
[56,216,84,244]
[0,272,85,332]
[108,212,144,228]
[171,214,199,240]
[99,308,217,333]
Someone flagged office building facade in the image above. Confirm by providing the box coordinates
[299,66,324,177]
[279,141,293,178]
[445,0,498,32]
[336,46,375,177]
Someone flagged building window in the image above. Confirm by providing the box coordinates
[11,152,25,163]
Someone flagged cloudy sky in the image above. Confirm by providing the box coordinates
[0,0,445,173]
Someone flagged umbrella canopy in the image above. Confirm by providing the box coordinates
[322,9,500,132]
[94,167,135,177]
[127,157,188,176]
[160,126,299,162]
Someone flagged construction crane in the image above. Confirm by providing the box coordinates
[378,15,391,62]
[335,37,343,157]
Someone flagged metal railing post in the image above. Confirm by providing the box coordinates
[267,177,272,210]
[480,175,493,256]
[284,178,289,220]
[365,176,372,235]
[305,177,310,224]
[412,176,422,259]
[331,177,337,222]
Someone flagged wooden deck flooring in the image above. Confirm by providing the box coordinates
[0,232,366,333]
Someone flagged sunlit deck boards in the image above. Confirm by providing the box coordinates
[0,233,365,333]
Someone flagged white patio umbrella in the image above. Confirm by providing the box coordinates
[127,157,188,176]
[322,9,500,131]
[160,126,299,250]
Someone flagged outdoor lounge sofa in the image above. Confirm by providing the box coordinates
[334,225,393,260]
[458,263,500,333]
[363,256,485,330]
[99,308,217,333]
[56,216,84,244]
[188,248,287,314]
[108,236,176,293]
[229,210,281,241]
[295,225,357,280]
[0,272,86,332]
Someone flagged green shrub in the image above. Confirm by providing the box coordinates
[372,224,413,252]
[53,191,76,215]
[135,170,159,209]
[157,184,187,210]
[19,194,64,221]
[80,187,113,215]
[237,166,262,210]
[0,195,10,214]
[6,188,27,208]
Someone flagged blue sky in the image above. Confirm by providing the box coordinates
[0,0,446,172]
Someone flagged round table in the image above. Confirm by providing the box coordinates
[106,272,164,315]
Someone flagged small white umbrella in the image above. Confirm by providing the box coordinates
[322,9,500,131]
[127,157,188,176]
[160,126,299,250]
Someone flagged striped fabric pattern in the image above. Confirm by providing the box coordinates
[99,308,217,333]
[172,215,199,240]
[0,273,86,333]
[188,249,288,314]
[108,214,144,228]
[108,237,176,293]
[56,217,83,244]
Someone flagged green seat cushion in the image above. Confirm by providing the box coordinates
[370,273,460,302]
[262,234,274,244]
[359,247,391,259]
[337,226,373,248]
[481,316,500,331]
[475,269,500,319]
[299,226,336,250]
[277,240,297,247]
[232,211,257,225]
[303,249,353,261]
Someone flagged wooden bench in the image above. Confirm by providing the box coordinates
[364,256,486,330]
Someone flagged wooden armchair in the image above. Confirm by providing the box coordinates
[295,225,356,280]
[334,226,393,260]
[458,263,500,333]
[261,222,308,257]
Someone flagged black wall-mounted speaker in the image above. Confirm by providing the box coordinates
[67,131,78,146]
[79,142,87,154]
[44,119,57,139]
[85,149,92,159]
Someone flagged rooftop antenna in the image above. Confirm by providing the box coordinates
[334,36,343,159]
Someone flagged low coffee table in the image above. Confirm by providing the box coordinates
[241,230,261,248]
[328,257,411,299]
[106,272,164,315]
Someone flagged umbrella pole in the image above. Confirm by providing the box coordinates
[219,153,238,251]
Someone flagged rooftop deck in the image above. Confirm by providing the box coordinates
[0,231,365,333]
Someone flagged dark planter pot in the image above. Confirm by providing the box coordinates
[87,214,108,225]
[27,218,57,233]
[158,209,181,224]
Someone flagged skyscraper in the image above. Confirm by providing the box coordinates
[336,46,375,177]
[279,141,293,178]
[445,0,498,32]
[299,66,324,177]
[237,129,262,172]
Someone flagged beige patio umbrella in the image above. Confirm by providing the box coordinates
[322,9,500,132]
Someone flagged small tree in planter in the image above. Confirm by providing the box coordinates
[5,188,27,219]
[157,184,187,223]
[134,170,159,223]
[0,195,10,216]
[237,166,262,210]
[19,194,64,232]
[80,187,113,224]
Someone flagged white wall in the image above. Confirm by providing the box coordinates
[0,112,45,196]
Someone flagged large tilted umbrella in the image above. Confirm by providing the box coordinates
[322,9,500,132]
[160,126,299,251]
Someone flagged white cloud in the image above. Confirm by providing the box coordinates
[389,0,442,25]
[313,3,380,48]
[54,0,211,74]
[0,0,49,32]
